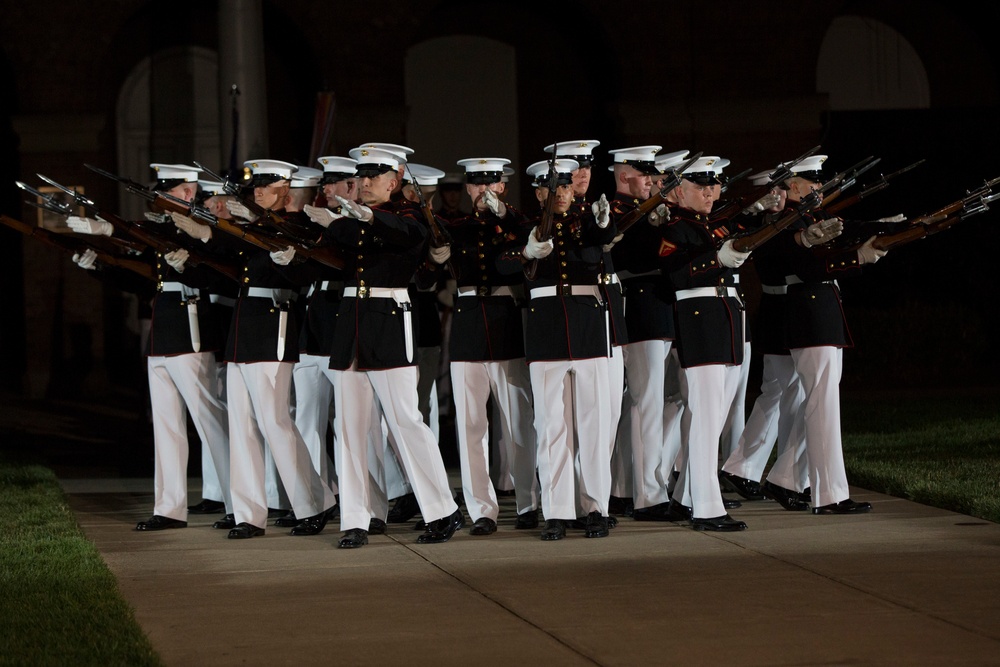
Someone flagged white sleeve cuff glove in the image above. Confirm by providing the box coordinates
[647,203,669,227]
[522,226,554,260]
[482,189,507,218]
[429,244,452,265]
[857,236,887,265]
[269,245,296,266]
[602,233,624,253]
[876,213,907,223]
[163,248,190,273]
[66,216,113,236]
[72,248,98,270]
[225,199,258,222]
[170,212,212,241]
[303,204,343,228]
[717,239,751,268]
[592,193,610,228]
[335,196,373,223]
[801,218,844,248]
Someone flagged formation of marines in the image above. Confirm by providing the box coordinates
[10,138,994,547]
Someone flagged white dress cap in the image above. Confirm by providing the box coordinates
[404,163,446,187]
[150,163,200,183]
[291,166,323,188]
[606,145,662,173]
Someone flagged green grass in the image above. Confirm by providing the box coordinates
[0,451,161,667]
[841,388,1000,523]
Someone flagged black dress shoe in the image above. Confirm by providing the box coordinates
[337,529,368,549]
[187,499,225,514]
[761,481,809,511]
[608,495,635,517]
[228,523,265,539]
[469,517,497,536]
[416,509,465,544]
[632,501,687,522]
[212,513,236,530]
[812,499,872,515]
[135,515,187,531]
[540,519,566,541]
[799,487,812,503]
[274,511,303,528]
[668,499,694,521]
[386,493,420,523]
[515,510,539,529]
[584,511,610,538]
[369,518,387,535]
[691,514,748,532]
[290,507,333,536]
[723,497,742,510]
[719,471,766,501]
[607,515,618,528]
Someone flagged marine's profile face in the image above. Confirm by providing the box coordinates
[676,179,715,215]
[358,171,397,206]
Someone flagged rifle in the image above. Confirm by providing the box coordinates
[37,173,241,282]
[615,152,704,235]
[524,147,562,281]
[730,168,848,253]
[870,177,1000,251]
[1,213,155,280]
[404,163,455,280]
[708,145,821,223]
[818,156,881,207]
[719,167,752,195]
[825,159,926,215]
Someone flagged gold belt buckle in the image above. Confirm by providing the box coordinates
[601,273,612,285]
[477,285,489,297]
[357,285,369,299]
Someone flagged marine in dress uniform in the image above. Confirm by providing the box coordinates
[498,158,617,540]
[658,157,748,531]
[429,156,539,536]
[215,159,338,538]
[319,146,462,549]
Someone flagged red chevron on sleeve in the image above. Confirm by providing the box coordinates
[658,239,677,257]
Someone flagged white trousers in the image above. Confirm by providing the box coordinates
[292,353,338,492]
[227,362,336,528]
[606,346,630,498]
[789,346,851,507]
[530,358,611,520]
[452,359,538,522]
[198,361,228,504]
[719,341,752,463]
[148,353,231,520]
[673,363,741,519]
[333,364,457,532]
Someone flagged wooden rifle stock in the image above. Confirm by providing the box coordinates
[524,180,557,281]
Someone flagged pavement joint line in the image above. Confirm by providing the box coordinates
[383,530,606,667]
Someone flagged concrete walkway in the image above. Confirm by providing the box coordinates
[61,476,1000,666]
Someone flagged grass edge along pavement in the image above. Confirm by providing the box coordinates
[0,452,161,667]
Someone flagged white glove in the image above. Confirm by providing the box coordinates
[648,203,669,227]
[66,216,113,236]
[717,239,751,268]
[163,248,189,273]
[429,244,452,265]
[602,233,624,253]
[225,199,258,222]
[801,218,844,248]
[303,204,343,228]
[746,191,781,213]
[482,189,507,218]
[592,193,610,228]
[143,212,172,224]
[170,212,212,241]
[876,213,907,223]
[522,226,554,260]
[72,248,98,270]
[335,196,373,223]
[270,245,296,266]
[857,235,887,265]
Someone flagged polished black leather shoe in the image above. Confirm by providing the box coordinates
[469,517,497,536]
[212,513,236,530]
[607,515,618,528]
[187,499,225,514]
[719,471,766,501]
[723,497,742,510]
[799,487,812,503]
[608,495,634,517]
[633,501,683,522]
[515,510,539,529]
[762,481,809,511]
[416,509,464,544]
[540,519,566,541]
[369,518,387,535]
[228,523,265,539]
[387,493,420,523]
[812,499,873,515]
[584,511,610,538]
[691,514,747,532]
[668,499,694,521]
[338,529,368,549]
[135,515,187,531]
[274,511,302,528]
[290,507,333,536]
